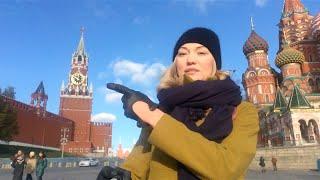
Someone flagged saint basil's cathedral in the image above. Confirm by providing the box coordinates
[242,0,320,147]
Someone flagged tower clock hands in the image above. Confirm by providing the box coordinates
[77,75,82,83]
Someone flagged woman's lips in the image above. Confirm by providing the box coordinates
[185,68,199,74]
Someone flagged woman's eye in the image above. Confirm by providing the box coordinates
[198,51,208,55]
[177,52,187,56]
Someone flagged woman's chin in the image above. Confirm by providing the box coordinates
[188,75,202,81]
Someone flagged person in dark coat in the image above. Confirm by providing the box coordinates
[259,156,266,173]
[11,150,26,180]
[35,151,47,180]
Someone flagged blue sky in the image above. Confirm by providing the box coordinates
[1,0,319,150]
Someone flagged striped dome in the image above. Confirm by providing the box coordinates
[243,31,269,55]
[311,13,320,40]
[275,47,305,68]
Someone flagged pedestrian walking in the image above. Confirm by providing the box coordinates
[36,151,47,180]
[25,151,37,180]
[271,156,277,171]
[11,150,26,180]
[259,156,266,173]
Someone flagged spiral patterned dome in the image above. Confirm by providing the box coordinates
[311,13,320,40]
[275,47,305,68]
[243,31,269,55]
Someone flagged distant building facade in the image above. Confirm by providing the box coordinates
[242,0,320,147]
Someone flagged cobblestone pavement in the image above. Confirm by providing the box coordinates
[246,169,320,180]
[0,166,319,180]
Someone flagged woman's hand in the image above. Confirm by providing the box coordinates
[132,101,164,128]
[106,83,163,127]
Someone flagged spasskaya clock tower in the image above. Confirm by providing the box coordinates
[59,28,93,152]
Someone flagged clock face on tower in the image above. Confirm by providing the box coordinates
[71,72,85,85]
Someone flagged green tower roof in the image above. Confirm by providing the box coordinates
[287,85,311,109]
[273,88,287,110]
[275,47,305,68]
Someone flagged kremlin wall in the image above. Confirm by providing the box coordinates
[1,30,113,156]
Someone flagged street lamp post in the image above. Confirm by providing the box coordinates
[60,128,69,158]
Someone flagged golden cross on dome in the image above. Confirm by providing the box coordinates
[250,17,255,31]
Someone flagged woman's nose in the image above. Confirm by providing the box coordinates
[186,53,197,64]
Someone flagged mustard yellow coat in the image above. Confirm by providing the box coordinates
[121,101,259,180]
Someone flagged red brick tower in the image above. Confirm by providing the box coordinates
[279,0,319,74]
[59,29,93,153]
[275,43,311,96]
[30,81,48,116]
[90,122,112,155]
[310,13,320,92]
[242,18,276,105]
[311,13,320,43]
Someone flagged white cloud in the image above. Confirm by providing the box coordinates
[91,112,116,123]
[255,0,268,7]
[112,59,166,85]
[105,91,122,103]
[113,60,145,77]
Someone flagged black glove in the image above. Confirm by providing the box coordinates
[96,166,131,180]
[106,83,158,128]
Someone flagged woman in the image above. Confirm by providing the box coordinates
[11,150,25,180]
[25,151,37,180]
[271,156,277,171]
[100,27,259,180]
[36,151,47,180]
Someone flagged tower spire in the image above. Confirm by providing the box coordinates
[76,27,86,55]
[250,17,255,31]
[282,0,307,17]
[30,81,48,115]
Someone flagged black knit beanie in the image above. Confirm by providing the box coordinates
[172,27,222,70]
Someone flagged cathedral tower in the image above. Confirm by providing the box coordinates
[279,0,319,74]
[242,18,276,105]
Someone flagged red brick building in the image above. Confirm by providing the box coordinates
[1,83,74,148]
[59,30,112,154]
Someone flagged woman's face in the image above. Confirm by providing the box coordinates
[39,152,43,157]
[175,43,216,81]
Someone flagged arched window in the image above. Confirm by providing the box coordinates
[309,55,313,62]
[308,79,314,86]
[260,70,268,75]
[78,55,82,62]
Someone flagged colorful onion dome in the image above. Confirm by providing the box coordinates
[243,31,269,55]
[311,13,320,40]
[275,47,305,68]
